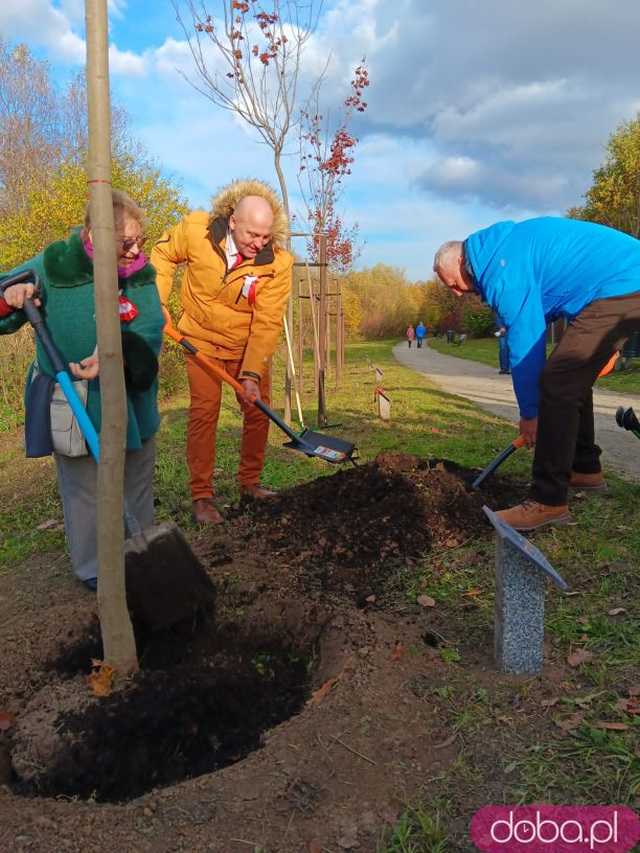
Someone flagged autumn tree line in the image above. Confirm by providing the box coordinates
[2,38,640,426]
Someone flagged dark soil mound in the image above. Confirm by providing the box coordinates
[242,463,429,566]
[232,457,514,596]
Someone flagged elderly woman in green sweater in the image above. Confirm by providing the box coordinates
[0,190,164,590]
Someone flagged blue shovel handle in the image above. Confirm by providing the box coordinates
[23,297,141,536]
[22,299,101,460]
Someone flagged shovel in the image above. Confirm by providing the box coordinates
[162,310,358,465]
[13,280,215,631]
[616,406,640,439]
[471,435,526,490]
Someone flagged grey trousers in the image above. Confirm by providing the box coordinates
[54,437,156,582]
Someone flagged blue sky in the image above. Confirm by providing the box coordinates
[3,0,640,279]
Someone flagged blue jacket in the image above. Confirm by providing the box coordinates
[416,323,426,339]
[465,217,640,418]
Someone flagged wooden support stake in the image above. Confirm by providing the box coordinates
[317,234,328,428]
[297,276,304,393]
[335,280,343,388]
[283,316,304,427]
[306,262,320,393]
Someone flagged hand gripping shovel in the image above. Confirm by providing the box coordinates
[471,435,526,490]
[162,310,358,465]
[16,282,214,631]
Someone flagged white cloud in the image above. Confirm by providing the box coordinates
[1,0,144,73]
[109,44,146,75]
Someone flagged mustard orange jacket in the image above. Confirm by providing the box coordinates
[151,181,293,380]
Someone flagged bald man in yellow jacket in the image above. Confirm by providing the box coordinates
[152,179,293,524]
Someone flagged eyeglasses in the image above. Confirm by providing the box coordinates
[119,235,146,253]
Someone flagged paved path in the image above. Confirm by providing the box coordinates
[393,341,640,480]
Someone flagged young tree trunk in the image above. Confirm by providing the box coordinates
[85,0,138,676]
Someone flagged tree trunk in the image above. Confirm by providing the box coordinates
[85,0,138,676]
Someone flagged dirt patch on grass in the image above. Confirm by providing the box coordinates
[0,455,536,852]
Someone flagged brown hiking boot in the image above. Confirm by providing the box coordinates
[240,484,277,500]
[192,498,224,525]
[569,471,607,491]
[496,500,572,532]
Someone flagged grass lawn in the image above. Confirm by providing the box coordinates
[429,335,640,396]
[2,338,640,850]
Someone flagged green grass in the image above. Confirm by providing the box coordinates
[428,335,640,395]
[1,338,640,849]
[378,806,449,852]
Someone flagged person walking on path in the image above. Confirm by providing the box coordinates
[406,324,415,348]
[0,191,163,590]
[416,321,426,349]
[495,324,511,374]
[434,216,640,531]
[151,179,293,525]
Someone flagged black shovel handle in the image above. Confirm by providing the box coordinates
[472,435,526,490]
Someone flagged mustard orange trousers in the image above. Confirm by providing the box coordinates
[185,354,271,499]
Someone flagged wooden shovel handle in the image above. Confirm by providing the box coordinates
[597,351,618,378]
[162,308,246,396]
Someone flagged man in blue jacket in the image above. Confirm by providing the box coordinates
[416,320,427,348]
[433,217,640,531]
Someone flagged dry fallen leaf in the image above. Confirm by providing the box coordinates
[463,588,482,599]
[554,711,584,732]
[541,697,559,709]
[608,608,627,617]
[596,721,629,731]
[628,686,640,697]
[417,595,436,608]
[434,732,458,750]
[390,642,405,662]
[308,676,341,706]
[87,659,115,697]
[37,518,62,531]
[615,697,640,715]
[0,711,14,732]
[567,649,594,668]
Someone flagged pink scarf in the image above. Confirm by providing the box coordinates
[83,238,147,278]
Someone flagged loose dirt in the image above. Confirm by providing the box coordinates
[0,455,533,853]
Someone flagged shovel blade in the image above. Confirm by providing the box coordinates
[283,429,357,463]
[124,522,216,631]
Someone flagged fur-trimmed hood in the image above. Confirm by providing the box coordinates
[209,178,289,249]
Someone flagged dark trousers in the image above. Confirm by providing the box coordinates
[531,292,640,505]
[416,338,423,348]
[498,335,510,372]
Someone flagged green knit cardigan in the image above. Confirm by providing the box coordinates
[0,229,164,450]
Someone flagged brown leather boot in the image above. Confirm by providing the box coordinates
[192,498,224,525]
[240,484,277,499]
[496,500,572,531]
[569,471,607,491]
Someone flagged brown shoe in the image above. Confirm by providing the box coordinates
[569,471,607,491]
[192,498,224,525]
[240,484,277,500]
[496,499,572,531]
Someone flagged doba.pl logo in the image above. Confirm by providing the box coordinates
[470,805,640,852]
